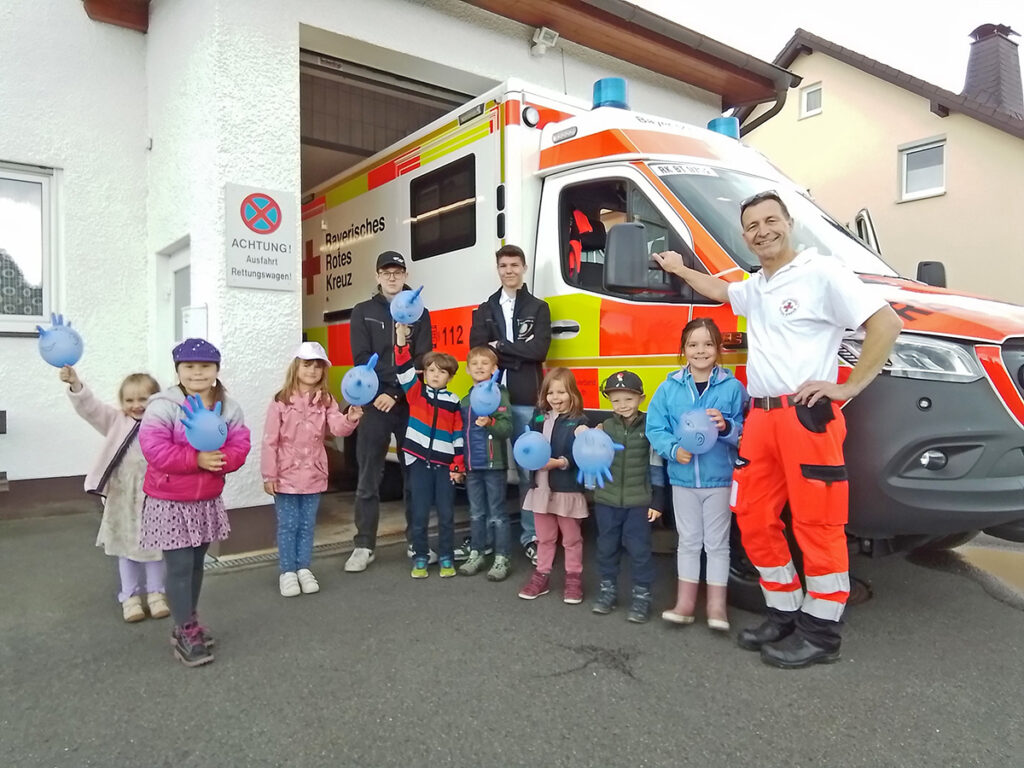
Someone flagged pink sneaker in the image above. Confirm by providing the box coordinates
[518,570,551,600]
[563,573,584,605]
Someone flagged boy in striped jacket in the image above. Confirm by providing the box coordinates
[396,323,465,578]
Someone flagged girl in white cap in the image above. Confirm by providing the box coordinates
[261,341,362,597]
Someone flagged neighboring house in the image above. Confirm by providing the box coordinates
[739,24,1024,305]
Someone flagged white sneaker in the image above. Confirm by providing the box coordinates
[296,568,320,594]
[405,545,439,565]
[344,547,375,572]
[279,572,301,597]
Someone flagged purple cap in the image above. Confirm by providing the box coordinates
[173,338,221,364]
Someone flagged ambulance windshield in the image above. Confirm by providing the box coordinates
[653,166,899,277]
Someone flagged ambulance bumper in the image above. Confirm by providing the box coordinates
[843,375,1024,539]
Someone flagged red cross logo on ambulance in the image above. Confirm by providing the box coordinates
[780,298,799,316]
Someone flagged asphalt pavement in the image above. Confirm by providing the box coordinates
[2,512,1022,768]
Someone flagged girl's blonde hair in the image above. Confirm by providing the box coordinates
[119,373,160,402]
[537,367,585,418]
[274,357,334,404]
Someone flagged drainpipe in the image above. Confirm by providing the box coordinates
[739,88,790,137]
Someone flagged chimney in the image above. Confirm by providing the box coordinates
[962,23,1024,118]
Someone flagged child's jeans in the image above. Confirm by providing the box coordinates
[594,504,653,589]
[534,512,583,575]
[275,492,322,573]
[466,469,509,556]
[408,460,455,561]
[116,557,166,602]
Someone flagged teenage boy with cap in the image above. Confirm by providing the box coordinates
[589,370,665,623]
[344,251,432,572]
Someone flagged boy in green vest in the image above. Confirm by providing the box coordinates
[591,370,665,622]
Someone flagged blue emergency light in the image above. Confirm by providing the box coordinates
[707,116,740,139]
[593,78,628,110]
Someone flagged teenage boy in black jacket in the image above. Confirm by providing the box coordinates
[468,244,552,564]
[344,251,432,572]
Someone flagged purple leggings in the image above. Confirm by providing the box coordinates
[117,557,166,603]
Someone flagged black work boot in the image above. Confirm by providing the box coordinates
[760,633,841,669]
[626,586,653,624]
[591,580,617,615]
[737,615,796,651]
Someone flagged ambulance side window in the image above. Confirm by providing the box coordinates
[559,179,712,303]
[409,154,476,261]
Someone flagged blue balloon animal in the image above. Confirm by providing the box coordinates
[180,394,228,452]
[469,369,502,417]
[572,427,624,489]
[513,426,551,472]
[341,352,379,406]
[675,409,719,455]
[390,285,425,324]
[36,312,83,367]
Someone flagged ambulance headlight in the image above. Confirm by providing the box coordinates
[841,335,984,383]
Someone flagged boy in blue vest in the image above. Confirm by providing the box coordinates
[591,370,666,622]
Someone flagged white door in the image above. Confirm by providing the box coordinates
[155,240,192,385]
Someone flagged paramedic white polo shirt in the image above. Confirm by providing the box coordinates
[726,250,887,398]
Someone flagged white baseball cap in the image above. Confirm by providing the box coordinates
[295,341,330,363]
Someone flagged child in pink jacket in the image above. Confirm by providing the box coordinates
[139,338,251,667]
[60,364,167,624]
[261,342,362,597]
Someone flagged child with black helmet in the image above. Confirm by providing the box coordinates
[589,370,666,623]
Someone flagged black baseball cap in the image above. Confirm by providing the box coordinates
[376,251,407,271]
[601,370,644,396]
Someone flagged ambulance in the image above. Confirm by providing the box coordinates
[301,77,1024,562]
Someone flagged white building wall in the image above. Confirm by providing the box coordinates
[0,1,148,485]
[4,0,723,508]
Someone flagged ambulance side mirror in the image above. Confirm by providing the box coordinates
[604,222,651,291]
[916,260,946,288]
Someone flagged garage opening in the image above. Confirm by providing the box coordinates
[300,49,474,192]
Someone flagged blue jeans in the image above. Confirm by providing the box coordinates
[509,404,537,545]
[467,469,510,556]
[594,504,654,589]
[407,460,455,562]
[275,492,321,573]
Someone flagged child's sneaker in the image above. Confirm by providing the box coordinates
[279,571,301,597]
[563,573,584,605]
[406,545,438,564]
[439,558,456,578]
[172,622,214,667]
[627,585,653,623]
[344,547,375,572]
[296,568,320,594]
[146,592,170,619]
[518,570,550,599]
[121,595,145,623]
[487,555,511,582]
[523,540,538,566]
[458,550,487,576]
[411,557,429,579]
[591,580,617,615]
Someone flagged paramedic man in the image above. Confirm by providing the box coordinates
[653,191,902,669]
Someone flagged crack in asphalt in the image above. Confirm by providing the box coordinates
[539,642,641,680]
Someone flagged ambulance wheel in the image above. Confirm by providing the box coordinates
[913,531,979,552]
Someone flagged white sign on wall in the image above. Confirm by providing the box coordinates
[225,183,297,291]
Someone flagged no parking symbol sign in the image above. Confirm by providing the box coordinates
[225,183,297,291]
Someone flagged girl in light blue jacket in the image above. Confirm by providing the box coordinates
[647,318,747,632]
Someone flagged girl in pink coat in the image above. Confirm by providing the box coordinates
[139,338,251,667]
[59,365,166,624]
[261,342,362,597]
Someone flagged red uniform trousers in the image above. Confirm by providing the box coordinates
[730,400,851,634]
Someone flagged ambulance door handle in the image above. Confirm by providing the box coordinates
[551,320,580,339]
